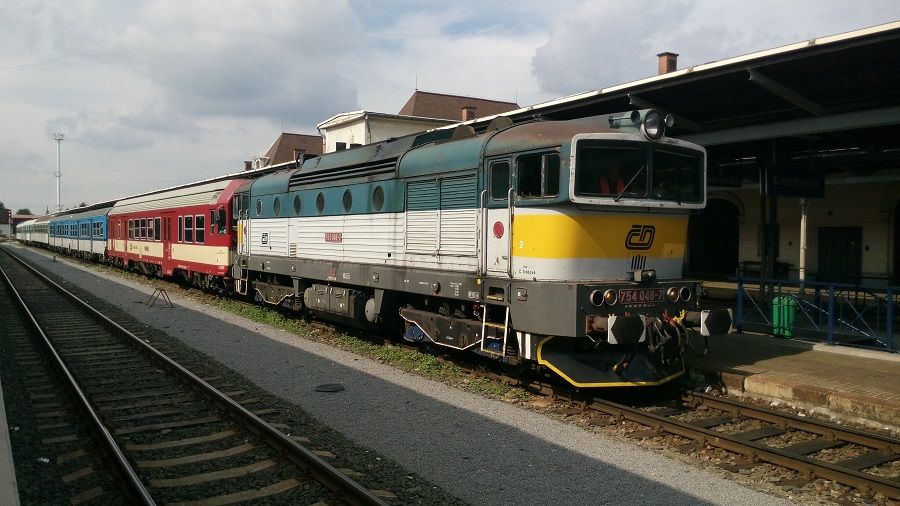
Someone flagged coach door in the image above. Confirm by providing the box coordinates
[162,213,173,267]
[484,158,512,277]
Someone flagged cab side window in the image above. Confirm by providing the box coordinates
[517,152,560,199]
[490,161,510,201]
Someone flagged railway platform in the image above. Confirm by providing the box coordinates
[0,370,21,505]
[691,332,900,432]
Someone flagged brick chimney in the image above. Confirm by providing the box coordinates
[461,106,477,121]
[657,52,678,75]
[244,161,252,171]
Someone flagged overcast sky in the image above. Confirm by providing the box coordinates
[1,1,897,214]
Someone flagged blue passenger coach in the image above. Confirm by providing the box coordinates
[47,203,114,260]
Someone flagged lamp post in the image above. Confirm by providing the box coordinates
[53,133,65,212]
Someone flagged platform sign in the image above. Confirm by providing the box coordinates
[761,167,824,198]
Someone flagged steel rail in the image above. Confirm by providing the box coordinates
[682,390,900,453]
[0,258,156,505]
[0,246,386,506]
[589,396,899,499]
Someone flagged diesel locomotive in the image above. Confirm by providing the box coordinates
[231,110,733,387]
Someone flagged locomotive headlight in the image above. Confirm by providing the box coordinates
[642,110,674,141]
[666,287,679,303]
[679,286,692,302]
[589,290,605,307]
[604,289,618,306]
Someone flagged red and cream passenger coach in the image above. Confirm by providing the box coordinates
[107,178,247,288]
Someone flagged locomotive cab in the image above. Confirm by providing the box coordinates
[498,110,733,386]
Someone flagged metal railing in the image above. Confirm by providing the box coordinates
[735,277,898,352]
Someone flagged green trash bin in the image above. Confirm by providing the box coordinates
[772,295,798,337]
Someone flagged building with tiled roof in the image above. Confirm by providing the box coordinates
[316,90,520,153]
[250,133,323,169]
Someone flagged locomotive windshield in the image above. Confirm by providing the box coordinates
[574,140,704,205]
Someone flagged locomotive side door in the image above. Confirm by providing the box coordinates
[235,192,250,256]
[484,158,512,277]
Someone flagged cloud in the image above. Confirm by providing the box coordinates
[531,0,900,97]
[1,0,365,129]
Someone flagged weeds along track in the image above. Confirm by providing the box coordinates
[0,246,386,505]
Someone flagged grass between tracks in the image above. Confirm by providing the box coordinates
[207,296,529,400]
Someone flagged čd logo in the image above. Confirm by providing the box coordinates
[625,225,655,250]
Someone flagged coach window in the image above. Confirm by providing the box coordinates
[293,195,301,215]
[195,215,205,243]
[128,220,133,239]
[217,206,227,234]
[517,152,560,199]
[273,197,281,217]
[154,218,161,240]
[256,199,262,217]
[490,161,511,200]
[184,215,194,242]
[210,210,216,235]
[178,216,184,242]
[316,192,325,214]
[342,189,352,212]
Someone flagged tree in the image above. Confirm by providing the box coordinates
[16,208,32,215]
[0,201,5,210]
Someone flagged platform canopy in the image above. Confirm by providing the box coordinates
[473,21,900,181]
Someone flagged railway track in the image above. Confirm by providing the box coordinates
[0,246,387,505]
[518,377,900,499]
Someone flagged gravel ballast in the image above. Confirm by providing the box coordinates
[7,245,793,505]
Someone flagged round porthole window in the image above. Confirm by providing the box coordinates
[293,195,301,215]
[343,189,352,212]
[273,197,281,216]
[316,192,325,214]
[373,186,384,211]
[256,199,262,216]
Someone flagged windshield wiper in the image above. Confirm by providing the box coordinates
[614,164,646,202]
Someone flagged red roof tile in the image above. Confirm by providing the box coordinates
[398,91,519,121]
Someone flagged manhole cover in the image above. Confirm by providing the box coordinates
[315,383,345,393]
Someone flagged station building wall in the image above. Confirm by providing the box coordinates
[706,179,900,287]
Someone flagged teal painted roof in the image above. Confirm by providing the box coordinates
[250,170,293,197]
[398,135,490,177]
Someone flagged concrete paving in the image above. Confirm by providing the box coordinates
[691,332,900,432]
[6,243,790,506]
